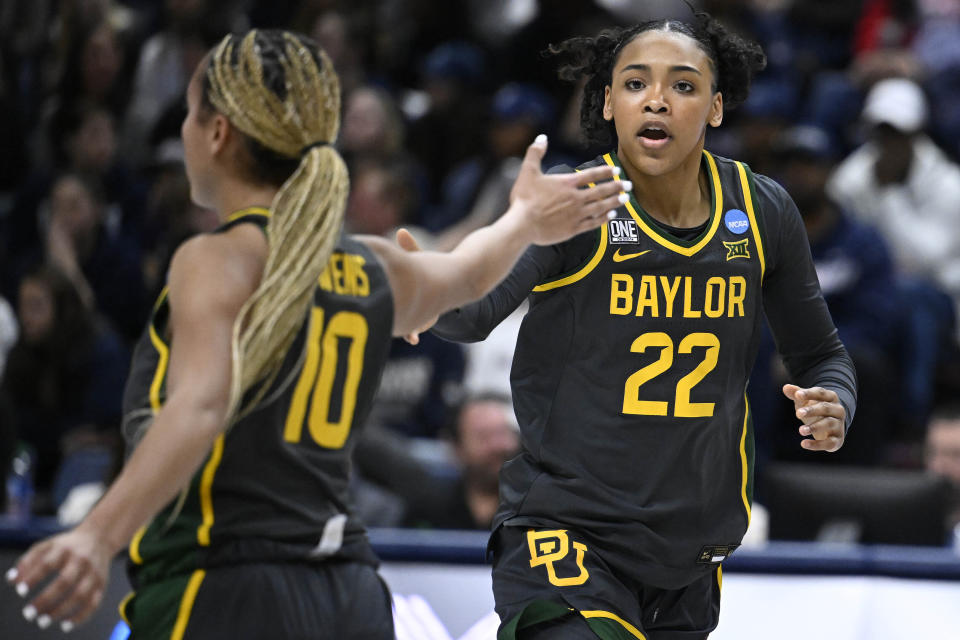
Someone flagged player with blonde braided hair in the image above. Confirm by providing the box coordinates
[7,28,626,639]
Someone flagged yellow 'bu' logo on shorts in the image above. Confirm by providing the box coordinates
[527,530,590,586]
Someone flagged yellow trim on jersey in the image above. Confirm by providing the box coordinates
[532,223,608,292]
[581,610,647,639]
[739,394,752,526]
[717,565,723,592]
[129,526,147,565]
[225,206,271,223]
[118,591,135,625]
[148,324,170,413]
[170,570,206,640]
[197,435,225,546]
[609,151,723,257]
[734,162,765,280]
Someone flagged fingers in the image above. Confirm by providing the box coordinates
[570,164,620,187]
[793,386,839,404]
[521,134,549,171]
[798,413,844,452]
[574,209,618,234]
[13,541,62,596]
[800,432,844,452]
[781,384,800,402]
[55,574,105,628]
[795,400,845,422]
[395,228,421,253]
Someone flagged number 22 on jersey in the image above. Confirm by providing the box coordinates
[623,332,719,418]
[283,306,368,449]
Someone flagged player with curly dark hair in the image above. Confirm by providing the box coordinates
[5,29,624,639]
[429,9,858,640]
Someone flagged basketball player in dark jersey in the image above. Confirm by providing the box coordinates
[5,30,625,638]
[426,11,858,640]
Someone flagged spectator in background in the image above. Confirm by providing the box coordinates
[428,82,558,245]
[308,10,366,97]
[345,159,466,440]
[828,77,960,433]
[340,85,407,165]
[751,126,899,466]
[407,41,489,202]
[7,102,147,297]
[140,139,219,298]
[38,173,147,343]
[924,404,960,535]
[122,0,236,166]
[404,393,520,530]
[0,295,17,379]
[0,265,127,511]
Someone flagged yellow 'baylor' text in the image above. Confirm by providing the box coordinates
[610,274,746,318]
[318,253,370,297]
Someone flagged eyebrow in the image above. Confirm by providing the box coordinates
[619,63,702,76]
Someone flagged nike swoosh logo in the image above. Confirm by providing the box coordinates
[612,248,651,262]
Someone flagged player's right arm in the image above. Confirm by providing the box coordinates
[361,136,628,338]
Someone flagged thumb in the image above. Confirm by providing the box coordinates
[782,384,800,401]
[522,134,548,172]
[395,227,421,253]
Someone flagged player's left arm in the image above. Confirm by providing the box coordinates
[6,228,266,629]
[756,174,857,452]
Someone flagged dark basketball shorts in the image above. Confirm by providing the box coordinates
[491,524,721,640]
[121,560,393,640]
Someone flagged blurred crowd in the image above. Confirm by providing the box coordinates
[0,0,959,544]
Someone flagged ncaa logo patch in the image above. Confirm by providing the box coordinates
[724,209,750,234]
[608,218,640,244]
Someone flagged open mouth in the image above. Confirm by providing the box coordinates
[640,128,669,141]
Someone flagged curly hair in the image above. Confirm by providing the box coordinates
[549,10,767,146]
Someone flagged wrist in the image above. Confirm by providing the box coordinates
[500,201,536,246]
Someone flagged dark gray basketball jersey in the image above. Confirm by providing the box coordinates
[121,209,394,586]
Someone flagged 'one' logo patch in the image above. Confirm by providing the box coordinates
[724,209,750,234]
[723,239,750,261]
[608,218,640,244]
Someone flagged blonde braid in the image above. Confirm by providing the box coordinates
[205,30,348,422]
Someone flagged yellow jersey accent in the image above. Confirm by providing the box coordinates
[147,323,170,413]
[734,162,765,280]
[612,248,652,262]
[128,526,147,565]
[580,610,647,639]
[197,435,225,546]
[717,565,723,592]
[170,570,206,640]
[532,223,608,292]
[608,151,723,257]
[225,206,271,223]
[117,591,135,625]
[739,394,752,526]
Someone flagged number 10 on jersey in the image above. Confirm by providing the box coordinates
[284,307,368,449]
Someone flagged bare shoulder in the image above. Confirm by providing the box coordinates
[169,226,268,311]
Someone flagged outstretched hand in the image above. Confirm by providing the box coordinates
[509,135,629,246]
[395,228,436,345]
[782,384,845,452]
[6,525,113,633]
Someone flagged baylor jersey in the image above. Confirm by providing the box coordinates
[121,208,394,587]
[498,151,768,590]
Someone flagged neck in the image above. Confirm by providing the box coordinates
[212,175,279,219]
[618,144,710,229]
